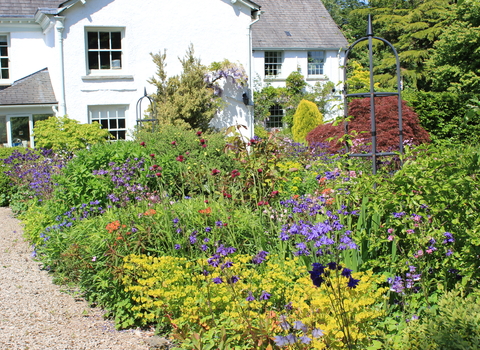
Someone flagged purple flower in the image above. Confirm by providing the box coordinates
[205,226,212,233]
[221,261,233,270]
[293,321,308,332]
[393,212,406,218]
[446,249,453,256]
[341,268,353,278]
[174,244,181,250]
[443,232,455,244]
[252,250,269,264]
[228,275,239,284]
[347,277,360,288]
[246,291,255,301]
[260,291,271,300]
[212,277,223,284]
[311,329,324,338]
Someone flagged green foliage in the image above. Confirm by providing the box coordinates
[402,90,479,143]
[292,100,323,143]
[426,0,480,94]
[148,45,223,131]
[33,116,111,151]
[0,147,19,206]
[395,289,480,350]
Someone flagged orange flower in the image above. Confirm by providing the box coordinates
[143,209,157,216]
[292,194,300,199]
[321,188,333,195]
[198,207,212,215]
[326,198,335,205]
[106,220,121,233]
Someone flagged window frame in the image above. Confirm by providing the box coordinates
[264,51,283,78]
[0,34,10,81]
[85,27,124,74]
[265,104,284,129]
[307,51,325,76]
[88,105,128,140]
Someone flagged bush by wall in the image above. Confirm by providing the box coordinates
[306,96,430,153]
[292,99,323,143]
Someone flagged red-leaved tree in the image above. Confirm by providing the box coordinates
[306,96,430,153]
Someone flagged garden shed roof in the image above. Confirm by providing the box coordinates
[0,0,61,17]
[252,0,348,50]
[0,68,57,105]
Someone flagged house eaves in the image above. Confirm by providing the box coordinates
[231,0,261,11]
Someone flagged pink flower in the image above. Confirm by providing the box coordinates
[202,144,207,148]
[176,155,184,162]
[91,256,97,262]
[406,229,415,234]
[155,172,162,177]
[426,249,433,254]
[211,169,220,175]
[270,190,279,197]
[414,250,424,258]
[387,235,395,241]
[150,154,155,158]
[387,228,394,234]
[258,168,263,173]
[171,141,176,146]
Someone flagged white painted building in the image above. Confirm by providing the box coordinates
[252,0,348,126]
[0,0,260,147]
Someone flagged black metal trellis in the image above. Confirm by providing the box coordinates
[136,88,157,132]
[343,14,403,175]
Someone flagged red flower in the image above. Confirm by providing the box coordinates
[257,201,269,206]
[211,168,220,175]
[204,200,209,203]
[223,223,228,227]
[231,169,240,178]
[200,139,206,144]
[176,155,184,162]
[270,190,279,197]
[155,172,162,177]
[196,131,202,136]
[257,168,263,173]
[150,154,155,158]
[250,138,258,145]
[202,144,207,148]
[171,141,177,146]
[140,142,146,147]
[223,192,232,198]
[152,164,159,169]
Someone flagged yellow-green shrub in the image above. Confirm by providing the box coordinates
[292,100,323,143]
[122,254,387,349]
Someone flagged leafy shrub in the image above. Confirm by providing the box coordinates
[402,90,479,143]
[292,99,323,143]
[33,116,111,151]
[306,96,430,152]
[395,289,480,350]
[0,146,20,206]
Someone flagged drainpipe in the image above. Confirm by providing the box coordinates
[55,16,66,116]
[247,10,262,141]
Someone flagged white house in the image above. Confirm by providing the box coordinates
[0,0,261,147]
[251,0,348,127]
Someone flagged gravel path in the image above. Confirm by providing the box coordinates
[0,207,160,350]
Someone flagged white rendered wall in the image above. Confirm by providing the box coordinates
[0,23,54,86]
[252,49,345,120]
[55,0,254,137]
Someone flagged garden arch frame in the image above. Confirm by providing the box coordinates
[343,15,403,175]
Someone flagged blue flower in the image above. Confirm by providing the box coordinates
[347,277,360,288]
[212,277,223,284]
[341,268,352,278]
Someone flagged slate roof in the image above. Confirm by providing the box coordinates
[0,0,62,17]
[0,68,57,105]
[252,0,348,50]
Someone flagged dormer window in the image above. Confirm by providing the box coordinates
[87,30,122,71]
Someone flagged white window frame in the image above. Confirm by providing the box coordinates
[264,51,283,78]
[85,28,124,74]
[265,104,284,129]
[3,114,51,148]
[308,51,325,76]
[0,34,10,81]
[88,105,128,140]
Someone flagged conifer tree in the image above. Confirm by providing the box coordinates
[292,100,323,143]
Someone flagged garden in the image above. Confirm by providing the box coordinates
[1,112,479,349]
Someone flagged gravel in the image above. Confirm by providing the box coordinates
[0,207,164,350]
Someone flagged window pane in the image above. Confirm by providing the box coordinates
[109,119,117,129]
[0,115,7,144]
[111,32,121,49]
[0,36,7,45]
[99,32,110,49]
[1,69,8,79]
[117,130,126,140]
[1,58,8,68]
[118,118,125,128]
[0,47,7,57]
[111,51,122,68]
[100,51,111,69]
[87,32,98,49]
[266,105,283,128]
[88,51,99,69]
[100,119,108,129]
